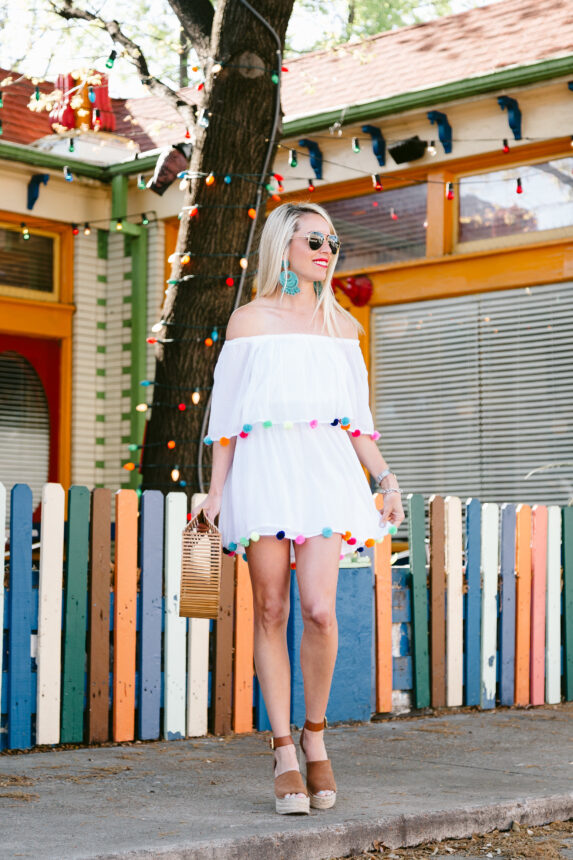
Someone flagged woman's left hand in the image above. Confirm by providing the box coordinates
[380,490,405,528]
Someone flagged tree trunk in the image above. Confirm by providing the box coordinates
[141,0,294,497]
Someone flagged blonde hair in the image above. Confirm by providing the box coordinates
[256,202,362,337]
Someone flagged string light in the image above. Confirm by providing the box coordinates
[390,207,398,221]
[372,174,383,191]
[352,137,360,153]
[191,390,201,405]
[115,218,124,231]
[288,149,298,168]
[123,462,136,471]
[69,138,75,153]
[205,172,215,186]
[502,138,510,154]
[446,182,455,200]
[137,173,146,189]
[63,166,73,182]
[247,207,257,219]
[141,213,149,226]
[106,49,117,69]
[72,223,80,235]
[0,91,3,108]
[307,179,315,192]
[94,108,101,130]
[171,467,180,482]
[88,86,95,104]
[0,120,3,136]
[239,257,248,269]
[21,222,30,241]
[516,177,523,194]
[427,140,437,156]
[136,403,148,412]
[83,222,91,235]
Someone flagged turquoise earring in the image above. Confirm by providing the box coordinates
[313,281,323,298]
[279,260,300,295]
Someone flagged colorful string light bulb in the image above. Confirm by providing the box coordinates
[239,257,248,270]
[72,223,80,235]
[288,149,298,168]
[106,49,117,69]
[137,173,146,189]
[446,182,455,200]
[141,213,149,226]
[372,174,383,191]
[21,223,30,241]
[136,403,148,412]
[167,440,176,449]
[191,390,201,405]
[88,86,96,104]
[181,253,191,265]
[205,172,215,186]
[171,467,180,482]
[115,218,123,231]
[516,177,523,194]
[427,140,437,156]
[69,138,75,153]
[63,166,73,182]
[307,180,315,192]
[83,222,91,236]
[247,207,257,219]
[502,138,510,154]
[352,137,360,153]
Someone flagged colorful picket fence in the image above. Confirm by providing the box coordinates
[1,483,572,751]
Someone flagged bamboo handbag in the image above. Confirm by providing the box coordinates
[179,509,222,619]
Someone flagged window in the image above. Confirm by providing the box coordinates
[457,157,573,249]
[0,352,50,526]
[372,282,573,521]
[0,224,57,298]
[325,184,428,271]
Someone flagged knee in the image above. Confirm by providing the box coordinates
[302,603,337,635]
[255,597,289,633]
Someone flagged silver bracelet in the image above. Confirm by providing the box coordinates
[379,487,402,495]
[375,468,392,485]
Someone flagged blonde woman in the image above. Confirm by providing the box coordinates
[195,202,404,814]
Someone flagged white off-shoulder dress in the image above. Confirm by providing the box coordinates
[204,333,389,557]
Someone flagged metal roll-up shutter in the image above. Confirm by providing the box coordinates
[372,282,573,519]
[0,351,50,526]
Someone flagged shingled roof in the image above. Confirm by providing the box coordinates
[281,0,573,120]
[0,70,54,145]
[2,0,572,153]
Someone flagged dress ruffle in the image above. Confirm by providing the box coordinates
[206,333,378,442]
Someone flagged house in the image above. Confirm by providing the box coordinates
[1,0,573,516]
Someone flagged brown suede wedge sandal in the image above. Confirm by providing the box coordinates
[271,735,310,815]
[300,719,337,810]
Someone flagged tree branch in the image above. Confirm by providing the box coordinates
[50,0,197,132]
[167,0,214,66]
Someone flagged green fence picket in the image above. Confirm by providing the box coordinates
[408,493,430,708]
[60,486,90,743]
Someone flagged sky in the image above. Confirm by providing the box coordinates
[0,0,503,99]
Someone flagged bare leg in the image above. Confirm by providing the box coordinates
[294,534,342,793]
[246,538,303,793]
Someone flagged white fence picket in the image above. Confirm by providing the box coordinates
[36,484,65,745]
[163,492,188,739]
[480,503,499,709]
[545,506,561,704]
[186,493,210,737]
[445,495,463,707]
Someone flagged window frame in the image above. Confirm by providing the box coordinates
[453,152,573,255]
[0,220,61,302]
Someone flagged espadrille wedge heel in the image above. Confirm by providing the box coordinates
[271,734,309,815]
[300,718,337,810]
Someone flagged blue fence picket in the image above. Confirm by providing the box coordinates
[138,490,164,740]
[464,498,481,706]
[499,504,516,706]
[8,484,34,750]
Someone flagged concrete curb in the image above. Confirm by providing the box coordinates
[95,793,573,860]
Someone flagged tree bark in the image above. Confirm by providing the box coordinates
[141,0,294,496]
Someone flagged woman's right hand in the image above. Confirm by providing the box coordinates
[191,491,222,524]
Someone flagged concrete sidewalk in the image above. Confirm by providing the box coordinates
[0,704,571,860]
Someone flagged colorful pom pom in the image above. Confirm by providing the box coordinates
[351,429,361,437]
[228,551,236,557]
[239,431,248,438]
[276,530,285,540]
[331,418,339,426]
[242,553,248,562]
[309,419,318,429]
[339,554,344,560]
[220,436,230,446]
[343,530,352,541]
[203,435,213,446]
[388,524,398,535]
[290,562,296,570]
[357,546,364,552]
[321,527,333,538]
[284,421,293,429]
[243,423,253,432]
[250,531,260,542]
[365,538,375,548]
[341,423,350,430]
[371,431,381,441]
[341,416,350,425]
[347,537,357,546]
[229,542,238,552]
[295,534,305,545]
[239,536,249,547]
[263,420,273,428]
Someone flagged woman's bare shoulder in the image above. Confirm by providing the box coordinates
[336,311,360,340]
[225,300,271,340]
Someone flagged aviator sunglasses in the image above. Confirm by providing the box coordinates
[295,231,341,255]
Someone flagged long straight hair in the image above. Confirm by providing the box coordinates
[255,202,361,337]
